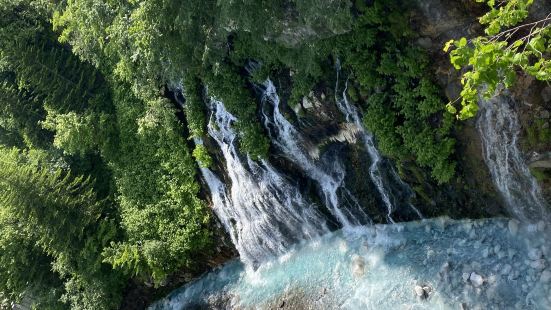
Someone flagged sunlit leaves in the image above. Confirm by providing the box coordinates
[444,0,550,120]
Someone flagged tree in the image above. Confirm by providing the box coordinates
[444,0,551,119]
[0,147,125,309]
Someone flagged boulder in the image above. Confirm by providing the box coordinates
[351,255,366,277]
[540,270,551,283]
[469,272,484,287]
[508,220,519,236]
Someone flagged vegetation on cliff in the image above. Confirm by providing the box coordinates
[445,0,551,119]
[0,0,498,308]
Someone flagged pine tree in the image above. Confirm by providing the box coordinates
[0,147,125,309]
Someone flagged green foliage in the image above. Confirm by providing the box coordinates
[0,0,463,307]
[193,144,213,168]
[336,0,456,183]
[52,0,351,159]
[1,0,213,306]
[445,0,551,119]
[0,147,125,309]
[0,70,52,148]
[525,118,551,149]
[102,85,212,284]
[41,110,114,156]
[182,75,207,139]
[204,63,270,159]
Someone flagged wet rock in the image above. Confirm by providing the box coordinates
[540,270,551,283]
[497,251,506,259]
[423,286,432,295]
[542,86,551,103]
[414,285,425,297]
[414,285,431,299]
[302,97,314,109]
[417,37,433,49]
[508,220,519,236]
[529,259,546,270]
[462,272,470,283]
[351,255,366,277]
[501,264,512,275]
[469,272,484,287]
[528,248,543,260]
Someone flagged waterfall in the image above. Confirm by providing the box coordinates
[261,80,371,228]
[334,65,423,222]
[197,100,329,267]
[477,95,549,223]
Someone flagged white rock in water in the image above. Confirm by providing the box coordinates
[414,285,425,297]
[487,274,497,285]
[482,248,489,258]
[530,259,546,270]
[470,272,484,287]
[462,272,470,282]
[423,286,432,295]
[508,220,519,235]
[508,249,516,259]
[501,264,512,275]
[522,284,528,293]
[528,248,543,260]
[338,240,348,253]
[540,270,551,283]
[351,255,366,277]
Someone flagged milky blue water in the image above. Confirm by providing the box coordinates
[150,217,550,309]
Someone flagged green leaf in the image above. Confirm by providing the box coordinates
[511,39,524,49]
[443,40,454,52]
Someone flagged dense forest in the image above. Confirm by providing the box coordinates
[0,0,549,309]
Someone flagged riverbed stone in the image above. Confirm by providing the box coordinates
[529,259,546,270]
[470,272,484,287]
[351,255,366,277]
[414,285,425,297]
[462,272,470,283]
[528,248,542,260]
[508,220,519,235]
[540,270,551,283]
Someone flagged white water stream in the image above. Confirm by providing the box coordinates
[477,95,549,223]
[157,74,551,310]
[334,65,423,222]
[198,100,329,267]
[261,79,371,228]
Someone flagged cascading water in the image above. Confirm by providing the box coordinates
[153,81,551,310]
[197,99,329,267]
[334,65,423,222]
[477,95,549,223]
[261,80,371,228]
